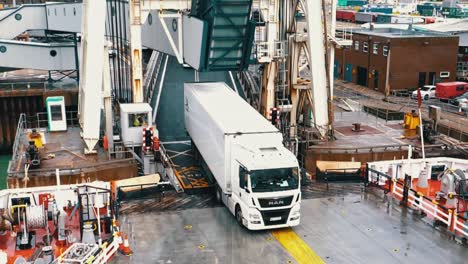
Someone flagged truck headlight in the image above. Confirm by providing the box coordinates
[291,210,300,217]
[290,204,301,221]
[290,211,300,221]
[249,213,261,220]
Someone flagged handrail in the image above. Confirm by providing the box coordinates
[8,157,135,176]
[11,113,27,162]
[310,143,409,152]
[143,51,160,102]
[0,80,78,92]
[159,143,183,193]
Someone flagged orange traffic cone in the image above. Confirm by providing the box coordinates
[117,232,124,251]
[120,234,133,256]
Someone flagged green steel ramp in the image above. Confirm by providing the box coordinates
[191,0,255,71]
[152,56,244,193]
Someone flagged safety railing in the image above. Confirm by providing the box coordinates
[0,80,78,91]
[310,143,409,154]
[8,158,136,179]
[390,179,468,240]
[143,51,164,104]
[11,113,27,163]
[316,167,363,183]
[93,238,119,264]
[159,143,183,193]
[367,168,392,193]
[108,141,144,176]
[237,71,260,110]
[453,213,468,238]
[254,40,288,62]
[36,111,78,128]
[108,141,135,161]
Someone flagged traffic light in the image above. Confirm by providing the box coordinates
[269,108,279,125]
[142,127,154,152]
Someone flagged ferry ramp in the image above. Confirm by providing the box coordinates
[152,55,244,193]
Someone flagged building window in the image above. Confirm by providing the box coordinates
[354,40,359,51]
[383,46,389,56]
[440,71,450,78]
[50,105,63,121]
[373,43,379,55]
[363,42,368,53]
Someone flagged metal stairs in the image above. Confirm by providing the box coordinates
[191,0,255,71]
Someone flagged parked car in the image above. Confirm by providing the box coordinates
[435,82,468,100]
[449,91,468,107]
[412,85,436,100]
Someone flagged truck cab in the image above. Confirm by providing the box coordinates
[220,133,301,230]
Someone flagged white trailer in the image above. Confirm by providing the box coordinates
[184,82,301,230]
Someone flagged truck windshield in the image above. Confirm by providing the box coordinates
[250,167,299,192]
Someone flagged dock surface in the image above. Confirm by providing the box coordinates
[112,183,468,264]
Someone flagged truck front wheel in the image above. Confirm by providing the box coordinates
[216,186,222,204]
[235,205,243,226]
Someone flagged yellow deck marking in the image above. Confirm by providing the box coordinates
[272,228,325,264]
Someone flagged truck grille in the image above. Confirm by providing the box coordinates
[260,209,291,226]
[258,196,293,208]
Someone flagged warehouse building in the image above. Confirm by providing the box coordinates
[415,19,468,81]
[335,28,459,94]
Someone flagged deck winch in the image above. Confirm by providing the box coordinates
[437,169,468,207]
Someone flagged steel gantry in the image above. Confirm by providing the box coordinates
[253,0,335,146]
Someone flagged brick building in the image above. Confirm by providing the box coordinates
[335,28,459,94]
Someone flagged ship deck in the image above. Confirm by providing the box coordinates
[7,127,138,188]
[112,183,468,264]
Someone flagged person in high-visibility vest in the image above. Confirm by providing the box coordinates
[133,115,141,127]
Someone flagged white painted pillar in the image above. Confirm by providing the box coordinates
[304,0,329,137]
[129,0,144,103]
[79,0,107,153]
[329,0,337,99]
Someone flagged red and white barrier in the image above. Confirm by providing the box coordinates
[391,179,466,239]
[93,238,120,264]
[453,214,468,238]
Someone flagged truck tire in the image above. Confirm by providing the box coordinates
[424,94,429,101]
[215,186,222,204]
[235,205,243,227]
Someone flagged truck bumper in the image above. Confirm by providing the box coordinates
[244,216,300,230]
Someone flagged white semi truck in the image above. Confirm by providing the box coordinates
[184,82,301,230]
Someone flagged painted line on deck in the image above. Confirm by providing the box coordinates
[272,228,325,264]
